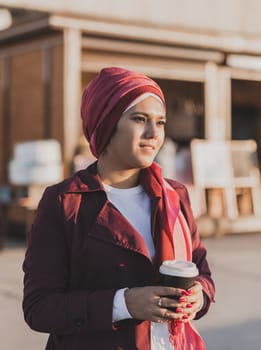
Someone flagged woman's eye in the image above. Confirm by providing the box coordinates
[133,116,146,123]
[157,120,166,126]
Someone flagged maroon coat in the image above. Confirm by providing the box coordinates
[23,162,215,350]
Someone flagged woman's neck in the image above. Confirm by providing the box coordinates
[97,159,141,189]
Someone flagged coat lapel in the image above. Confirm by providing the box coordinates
[87,200,151,261]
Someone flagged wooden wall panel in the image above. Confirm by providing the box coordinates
[0,57,4,184]
[0,33,64,185]
[50,45,63,149]
[81,72,96,91]
[9,50,44,160]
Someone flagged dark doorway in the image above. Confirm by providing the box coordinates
[232,79,261,163]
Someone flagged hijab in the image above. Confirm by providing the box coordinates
[81,66,165,158]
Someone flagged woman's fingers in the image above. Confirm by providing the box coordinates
[124,286,183,321]
[124,283,204,322]
[177,282,204,320]
[162,282,204,321]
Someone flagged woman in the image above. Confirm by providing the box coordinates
[23,67,215,350]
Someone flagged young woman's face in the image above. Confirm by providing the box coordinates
[104,95,166,169]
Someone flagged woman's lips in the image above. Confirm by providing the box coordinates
[140,143,156,150]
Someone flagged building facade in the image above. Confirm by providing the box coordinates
[1,1,261,234]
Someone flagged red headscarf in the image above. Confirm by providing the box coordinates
[80,66,165,158]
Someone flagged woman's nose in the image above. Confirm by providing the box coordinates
[144,121,158,138]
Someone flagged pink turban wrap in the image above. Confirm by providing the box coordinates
[80,67,165,158]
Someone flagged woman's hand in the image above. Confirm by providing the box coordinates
[124,282,204,323]
[179,281,204,322]
[125,286,185,323]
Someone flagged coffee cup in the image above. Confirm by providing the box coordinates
[159,260,198,294]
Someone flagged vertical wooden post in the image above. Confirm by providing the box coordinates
[205,63,219,139]
[204,62,237,219]
[43,47,52,139]
[220,66,231,140]
[63,28,82,176]
[204,62,231,140]
[2,55,10,182]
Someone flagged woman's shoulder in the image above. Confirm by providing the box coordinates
[42,164,98,198]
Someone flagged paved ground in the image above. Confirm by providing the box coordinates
[0,241,47,349]
[0,233,261,349]
[197,233,261,350]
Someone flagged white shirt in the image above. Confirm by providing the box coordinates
[103,183,154,322]
[103,183,155,259]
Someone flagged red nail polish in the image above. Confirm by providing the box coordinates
[179,297,186,302]
[187,290,193,295]
[186,303,192,308]
[182,315,189,319]
[181,290,190,296]
[176,308,183,313]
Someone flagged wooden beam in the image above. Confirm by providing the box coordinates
[81,51,206,82]
[0,34,63,57]
[0,17,50,41]
[230,67,261,81]
[50,15,261,55]
[63,28,81,176]
[82,37,225,64]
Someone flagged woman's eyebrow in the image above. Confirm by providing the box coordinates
[129,111,166,118]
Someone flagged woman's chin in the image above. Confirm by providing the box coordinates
[136,158,154,169]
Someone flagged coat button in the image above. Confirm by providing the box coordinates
[74,318,84,327]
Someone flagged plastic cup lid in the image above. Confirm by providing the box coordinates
[159,260,198,277]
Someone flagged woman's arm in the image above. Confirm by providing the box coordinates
[191,225,215,319]
[182,186,215,319]
[170,181,215,319]
[23,186,117,335]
